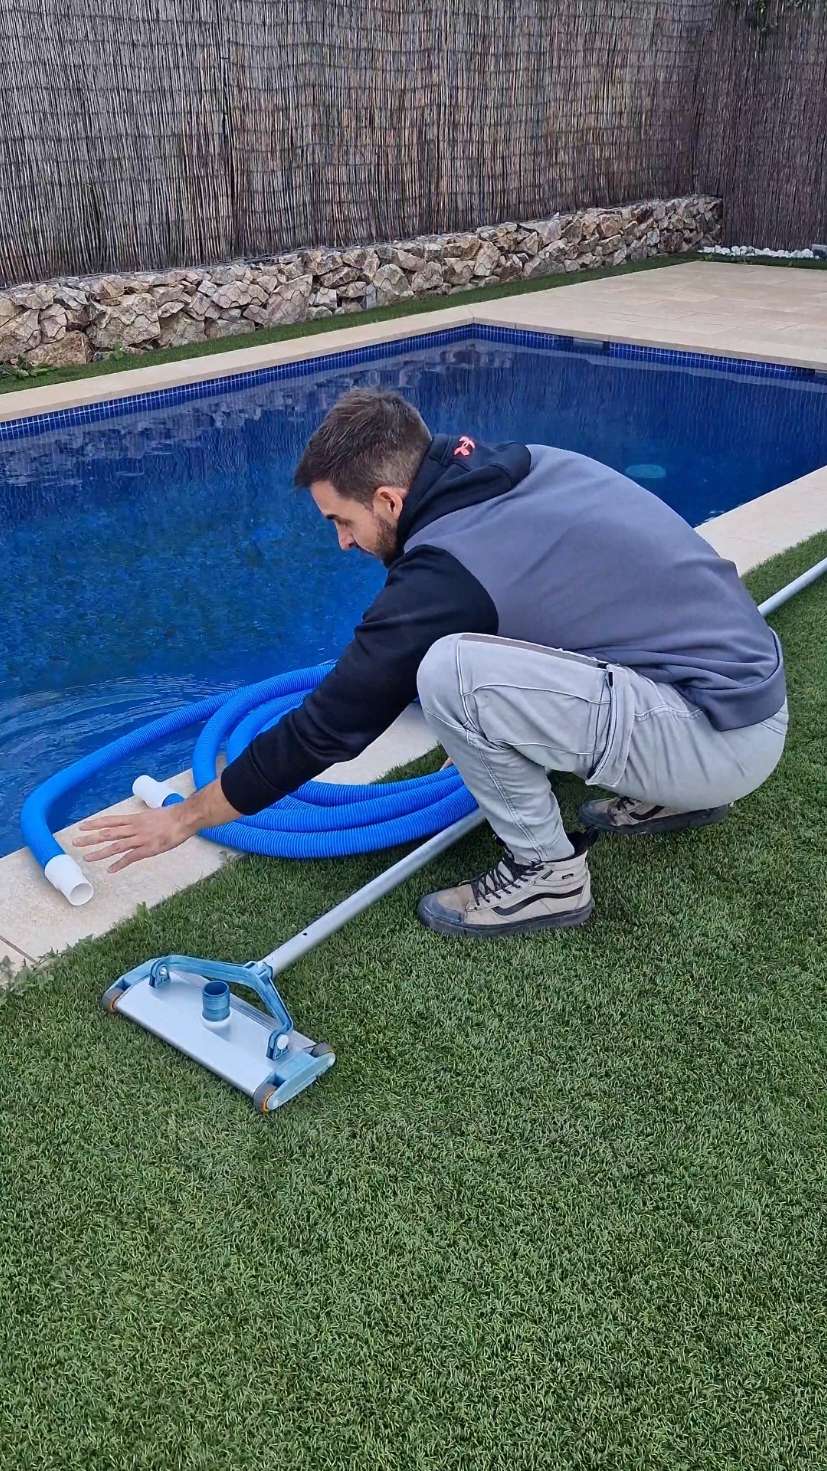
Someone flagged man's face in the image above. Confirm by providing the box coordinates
[310,480,405,567]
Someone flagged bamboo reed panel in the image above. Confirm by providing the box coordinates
[0,0,822,285]
[694,2,827,249]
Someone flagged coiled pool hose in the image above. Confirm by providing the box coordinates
[20,663,477,906]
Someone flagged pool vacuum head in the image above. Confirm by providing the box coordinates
[100,809,486,1116]
[103,954,335,1112]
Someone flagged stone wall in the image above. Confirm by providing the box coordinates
[0,196,720,371]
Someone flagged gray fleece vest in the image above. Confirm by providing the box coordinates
[405,443,785,731]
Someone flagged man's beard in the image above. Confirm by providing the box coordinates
[374,517,399,567]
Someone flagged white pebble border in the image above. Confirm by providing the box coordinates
[700,244,826,261]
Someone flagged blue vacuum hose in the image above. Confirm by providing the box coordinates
[20,663,476,905]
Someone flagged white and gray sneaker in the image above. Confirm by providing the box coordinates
[578,794,730,835]
[417,834,595,939]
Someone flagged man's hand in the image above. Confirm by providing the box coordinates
[74,779,241,874]
[74,805,193,872]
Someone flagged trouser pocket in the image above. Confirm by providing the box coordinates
[586,665,636,789]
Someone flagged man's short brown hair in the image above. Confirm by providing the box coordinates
[294,389,431,503]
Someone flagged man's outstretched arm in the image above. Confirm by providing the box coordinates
[76,545,496,873]
[220,546,497,813]
[74,778,241,873]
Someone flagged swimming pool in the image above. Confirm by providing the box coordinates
[2,325,827,857]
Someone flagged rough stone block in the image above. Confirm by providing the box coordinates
[343,248,380,277]
[243,274,312,327]
[373,263,413,306]
[497,254,524,281]
[39,304,68,342]
[205,317,254,339]
[92,276,125,304]
[391,248,426,273]
[411,261,444,294]
[320,267,359,289]
[443,258,474,287]
[473,240,501,277]
[87,293,160,348]
[522,243,568,278]
[311,288,338,310]
[0,308,42,361]
[535,217,563,247]
[26,331,92,368]
[518,230,540,256]
[157,313,207,348]
[10,284,55,310]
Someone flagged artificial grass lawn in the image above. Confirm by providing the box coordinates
[1,533,826,1471]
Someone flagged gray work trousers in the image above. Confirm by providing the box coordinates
[416,634,788,862]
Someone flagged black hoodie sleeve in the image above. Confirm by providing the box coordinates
[220,545,498,814]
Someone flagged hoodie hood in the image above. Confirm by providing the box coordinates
[395,433,532,552]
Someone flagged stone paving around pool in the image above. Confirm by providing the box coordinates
[1,261,825,968]
[475,260,827,371]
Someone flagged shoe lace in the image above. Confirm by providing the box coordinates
[470,851,539,905]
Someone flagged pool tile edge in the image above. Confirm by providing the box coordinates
[0,306,475,424]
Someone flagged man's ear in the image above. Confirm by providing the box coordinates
[374,485,407,520]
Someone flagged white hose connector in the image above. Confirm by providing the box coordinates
[132,775,179,809]
[44,854,94,907]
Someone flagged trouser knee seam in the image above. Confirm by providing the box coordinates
[455,637,480,734]
[477,748,544,859]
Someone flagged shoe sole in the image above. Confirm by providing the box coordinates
[577,803,730,836]
[418,898,594,940]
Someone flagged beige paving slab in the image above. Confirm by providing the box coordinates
[0,773,231,962]
[473,262,827,368]
[0,706,437,961]
[320,704,436,783]
[698,466,827,572]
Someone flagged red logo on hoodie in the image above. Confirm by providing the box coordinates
[454,435,475,457]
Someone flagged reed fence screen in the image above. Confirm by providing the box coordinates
[0,0,824,284]
[695,2,827,251]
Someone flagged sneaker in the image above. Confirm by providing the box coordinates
[577,794,729,836]
[417,833,594,939]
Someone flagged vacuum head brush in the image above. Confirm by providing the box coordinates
[103,954,335,1112]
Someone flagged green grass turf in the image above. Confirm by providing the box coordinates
[1,533,826,1470]
[0,255,687,397]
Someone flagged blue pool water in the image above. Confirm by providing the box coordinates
[2,326,827,856]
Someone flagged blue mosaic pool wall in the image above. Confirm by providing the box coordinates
[0,324,822,444]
